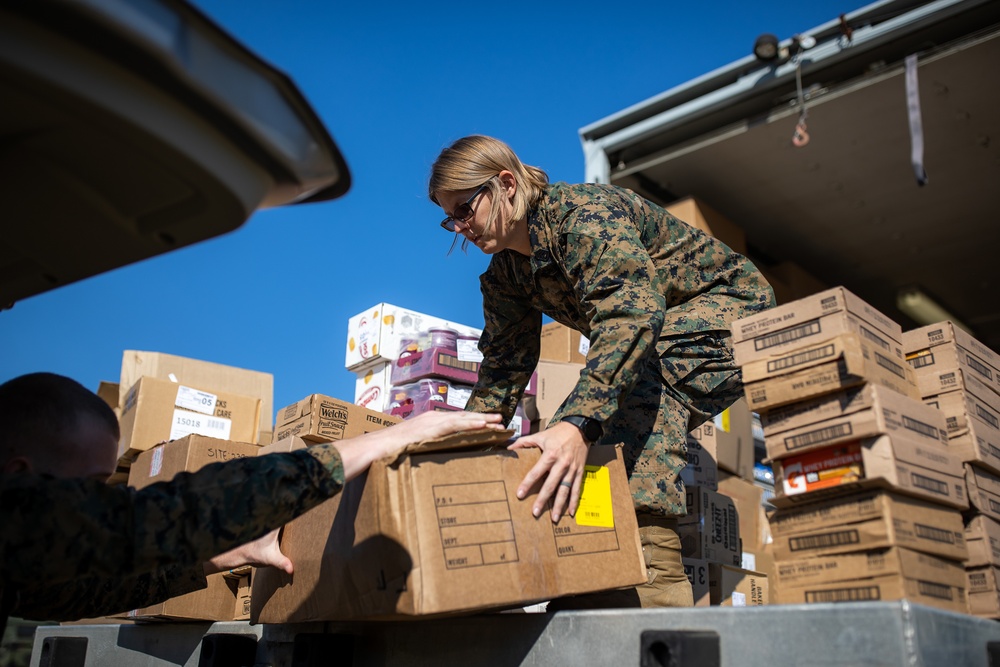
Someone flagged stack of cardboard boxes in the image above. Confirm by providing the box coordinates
[522,321,588,433]
[532,321,770,607]
[346,302,483,414]
[731,287,970,613]
[904,322,1000,619]
[103,351,274,621]
[681,398,771,607]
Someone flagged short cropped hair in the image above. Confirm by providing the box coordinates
[0,372,120,462]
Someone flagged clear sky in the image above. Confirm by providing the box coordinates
[1,0,859,422]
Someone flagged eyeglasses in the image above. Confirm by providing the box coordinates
[440,183,489,232]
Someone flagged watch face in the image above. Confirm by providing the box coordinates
[566,416,601,442]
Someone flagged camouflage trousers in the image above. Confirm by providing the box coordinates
[545,515,691,610]
[603,330,743,517]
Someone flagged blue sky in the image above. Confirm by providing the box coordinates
[1,0,858,422]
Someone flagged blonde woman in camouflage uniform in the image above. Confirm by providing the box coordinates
[430,135,775,608]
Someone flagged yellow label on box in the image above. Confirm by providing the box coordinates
[715,407,731,433]
[575,465,614,528]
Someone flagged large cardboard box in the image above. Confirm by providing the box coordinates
[966,464,1000,523]
[126,435,261,621]
[779,568,967,614]
[768,491,967,562]
[274,394,400,444]
[345,302,482,372]
[966,514,1000,568]
[678,486,741,566]
[532,360,585,422]
[687,398,755,479]
[771,434,967,510]
[776,546,964,590]
[539,321,589,365]
[730,286,903,367]
[903,321,1000,398]
[251,431,644,622]
[118,377,262,461]
[742,333,918,412]
[128,435,261,486]
[709,564,768,606]
[665,196,748,255]
[762,384,947,461]
[120,350,273,444]
[967,566,1000,618]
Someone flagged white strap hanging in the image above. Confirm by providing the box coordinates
[905,54,929,186]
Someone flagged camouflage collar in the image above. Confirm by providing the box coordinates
[526,183,561,273]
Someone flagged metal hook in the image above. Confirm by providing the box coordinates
[792,120,810,147]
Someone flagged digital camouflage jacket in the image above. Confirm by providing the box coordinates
[466,182,774,514]
[1,444,344,629]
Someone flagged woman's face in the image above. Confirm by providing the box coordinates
[438,183,514,255]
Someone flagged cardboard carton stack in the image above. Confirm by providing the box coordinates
[903,322,1000,619]
[731,287,969,613]
[111,352,270,484]
[346,302,482,413]
[524,322,590,432]
[680,397,771,606]
[386,327,482,418]
[118,434,262,622]
[535,321,769,605]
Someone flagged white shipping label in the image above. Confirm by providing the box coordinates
[175,385,217,415]
[578,334,590,357]
[507,414,523,436]
[149,446,164,478]
[169,409,232,441]
[731,591,747,607]
[447,385,473,408]
[457,338,484,363]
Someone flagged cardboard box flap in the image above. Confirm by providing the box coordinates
[393,429,517,460]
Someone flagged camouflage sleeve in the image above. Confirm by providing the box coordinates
[552,202,666,424]
[1,444,344,591]
[11,564,206,622]
[466,257,542,422]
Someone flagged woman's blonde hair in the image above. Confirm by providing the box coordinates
[429,136,549,241]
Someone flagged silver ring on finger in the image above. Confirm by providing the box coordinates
[559,480,573,489]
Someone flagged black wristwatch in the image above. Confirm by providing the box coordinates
[561,415,603,444]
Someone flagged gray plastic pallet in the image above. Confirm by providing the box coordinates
[31,601,1000,667]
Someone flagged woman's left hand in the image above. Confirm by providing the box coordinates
[508,420,590,522]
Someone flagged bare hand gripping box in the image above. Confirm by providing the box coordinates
[251,431,644,622]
